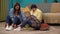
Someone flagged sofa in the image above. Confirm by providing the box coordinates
[44,13,60,23]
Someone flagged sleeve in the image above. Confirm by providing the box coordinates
[9,8,14,18]
[20,12,26,23]
[37,10,42,21]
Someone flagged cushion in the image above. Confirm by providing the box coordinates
[21,6,30,13]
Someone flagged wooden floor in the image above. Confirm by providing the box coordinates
[0,22,60,34]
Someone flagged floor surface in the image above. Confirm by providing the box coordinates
[0,22,60,34]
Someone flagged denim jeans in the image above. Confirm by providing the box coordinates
[6,16,21,25]
[21,20,32,28]
[21,19,40,30]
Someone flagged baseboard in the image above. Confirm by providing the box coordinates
[0,20,5,22]
[47,23,60,26]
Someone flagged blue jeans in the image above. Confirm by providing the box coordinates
[21,20,40,30]
[6,16,21,25]
[21,20,32,28]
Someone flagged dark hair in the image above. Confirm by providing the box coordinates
[31,4,37,9]
[14,2,21,15]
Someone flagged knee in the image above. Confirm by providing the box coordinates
[6,16,11,21]
[6,16,12,23]
[14,16,19,22]
[14,16,19,20]
[6,16,10,18]
[13,16,21,25]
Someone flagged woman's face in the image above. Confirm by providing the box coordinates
[15,5,19,10]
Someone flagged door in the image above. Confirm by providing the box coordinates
[0,0,6,21]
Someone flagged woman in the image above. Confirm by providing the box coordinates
[5,3,25,30]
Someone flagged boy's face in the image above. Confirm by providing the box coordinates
[24,12,30,18]
[32,8,36,11]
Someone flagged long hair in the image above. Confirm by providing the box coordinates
[14,3,21,15]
